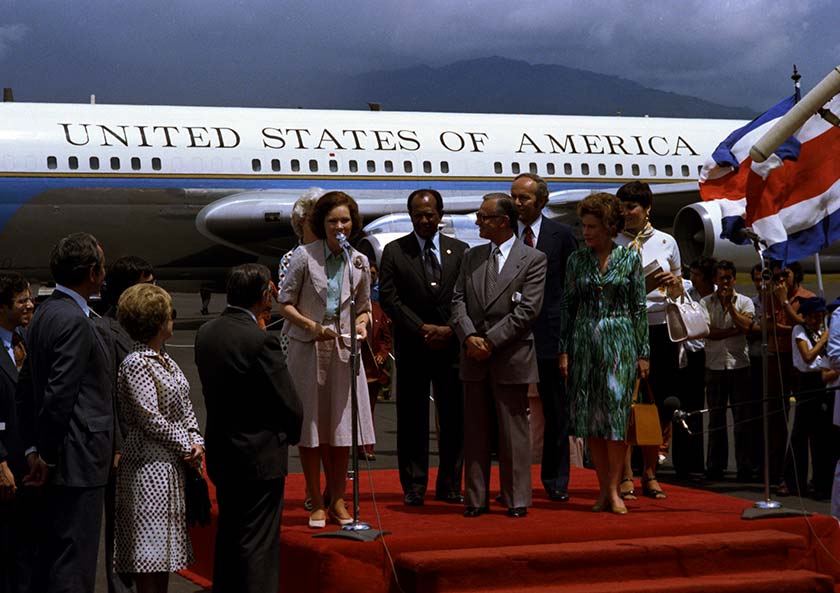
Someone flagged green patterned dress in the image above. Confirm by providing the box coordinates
[559,244,649,440]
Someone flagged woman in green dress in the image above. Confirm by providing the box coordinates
[559,193,650,514]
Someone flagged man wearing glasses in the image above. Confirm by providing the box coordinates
[451,193,546,518]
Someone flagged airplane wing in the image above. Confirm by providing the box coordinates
[195,188,487,256]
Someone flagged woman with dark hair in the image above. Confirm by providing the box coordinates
[114,284,204,593]
[559,192,649,514]
[615,181,682,500]
[278,191,375,528]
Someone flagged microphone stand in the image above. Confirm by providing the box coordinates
[314,233,388,542]
[742,236,807,519]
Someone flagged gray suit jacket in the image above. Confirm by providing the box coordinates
[450,238,546,384]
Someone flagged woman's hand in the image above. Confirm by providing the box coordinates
[355,322,368,341]
[184,444,205,469]
[310,320,340,341]
[637,358,650,379]
[558,353,569,380]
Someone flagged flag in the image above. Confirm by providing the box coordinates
[698,94,801,245]
[746,94,840,264]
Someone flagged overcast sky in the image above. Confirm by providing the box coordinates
[2,0,837,112]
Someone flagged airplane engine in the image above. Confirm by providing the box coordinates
[672,201,760,270]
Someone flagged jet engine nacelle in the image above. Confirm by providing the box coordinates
[673,201,759,270]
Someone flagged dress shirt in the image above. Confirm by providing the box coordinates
[491,235,516,273]
[225,305,258,324]
[791,325,829,373]
[517,216,543,247]
[701,291,754,370]
[414,231,441,269]
[324,240,346,318]
[0,326,14,365]
[54,284,91,317]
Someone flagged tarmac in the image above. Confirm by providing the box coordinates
[95,280,837,592]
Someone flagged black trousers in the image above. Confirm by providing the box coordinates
[212,477,285,593]
[671,349,706,475]
[784,371,840,495]
[104,468,133,593]
[396,352,464,497]
[34,485,105,593]
[705,367,753,474]
[0,489,40,593]
[536,358,569,493]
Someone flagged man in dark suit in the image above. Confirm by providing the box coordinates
[0,272,34,593]
[99,255,155,593]
[450,193,546,518]
[379,189,468,506]
[16,232,115,593]
[511,173,577,502]
[195,263,303,593]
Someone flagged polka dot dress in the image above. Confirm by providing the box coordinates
[114,343,204,573]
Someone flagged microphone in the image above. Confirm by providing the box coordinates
[335,232,351,250]
[663,397,689,431]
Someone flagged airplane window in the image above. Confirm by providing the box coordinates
[665,164,673,177]
[131,157,141,171]
[90,157,100,170]
[47,156,57,170]
[597,164,606,176]
[615,164,623,176]
[291,159,300,172]
[423,161,431,174]
[251,159,261,172]
[110,157,120,171]
[581,163,589,175]
[271,159,281,172]
[681,165,690,177]
[349,160,358,173]
[511,162,520,174]
[404,160,413,173]
[546,163,555,175]
[697,164,703,176]
[308,159,318,172]
[440,161,449,174]
[329,159,338,172]
[367,160,376,173]
[648,164,657,176]
[68,156,79,170]
[631,164,640,176]
[564,163,572,175]
[529,162,537,174]
[151,157,161,171]
[494,162,502,174]
[385,160,393,173]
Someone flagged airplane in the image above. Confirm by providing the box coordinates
[1,98,830,292]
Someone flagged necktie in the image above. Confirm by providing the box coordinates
[523,225,535,248]
[485,246,500,296]
[424,240,441,290]
[12,333,25,370]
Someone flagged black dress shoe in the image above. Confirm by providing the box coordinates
[404,492,425,506]
[434,492,465,504]
[546,490,569,502]
[507,507,527,518]
[463,506,489,518]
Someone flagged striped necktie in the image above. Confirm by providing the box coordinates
[485,246,500,296]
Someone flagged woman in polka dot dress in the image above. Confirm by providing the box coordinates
[113,283,204,593]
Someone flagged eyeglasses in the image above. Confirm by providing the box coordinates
[475,213,504,222]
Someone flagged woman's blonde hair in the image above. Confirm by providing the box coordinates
[117,283,173,343]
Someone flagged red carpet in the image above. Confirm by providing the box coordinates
[181,466,840,593]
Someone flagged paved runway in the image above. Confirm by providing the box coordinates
[96,278,837,592]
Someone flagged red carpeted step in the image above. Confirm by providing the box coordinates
[456,570,834,593]
[396,530,811,593]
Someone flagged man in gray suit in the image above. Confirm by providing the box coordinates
[450,193,546,518]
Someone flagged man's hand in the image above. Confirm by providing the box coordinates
[773,283,788,304]
[421,324,453,349]
[113,452,121,470]
[23,452,48,487]
[465,336,492,361]
[0,460,16,501]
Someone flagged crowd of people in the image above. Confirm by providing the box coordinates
[1,176,839,593]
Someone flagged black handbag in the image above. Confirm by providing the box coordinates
[183,464,212,528]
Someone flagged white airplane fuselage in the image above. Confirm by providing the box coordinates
[0,102,744,288]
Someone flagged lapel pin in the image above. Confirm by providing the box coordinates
[445,249,452,255]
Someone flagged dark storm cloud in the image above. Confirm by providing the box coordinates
[1,0,837,110]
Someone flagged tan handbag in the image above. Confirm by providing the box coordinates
[626,378,663,446]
